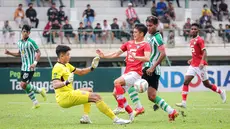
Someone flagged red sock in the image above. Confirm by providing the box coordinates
[182,85,189,101]
[115,84,125,108]
[211,84,222,94]
[123,98,133,114]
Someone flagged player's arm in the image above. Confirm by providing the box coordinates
[73,56,100,76]
[96,49,123,59]
[5,49,21,57]
[33,49,41,65]
[150,45,166,70]
[131,51,150,62]
[199,39,207,65]
[52,79,67,89]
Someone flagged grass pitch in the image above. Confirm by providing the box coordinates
[0,92,230,129]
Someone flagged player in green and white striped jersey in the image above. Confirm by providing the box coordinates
[143,16,178,121]
[5,25,46,109]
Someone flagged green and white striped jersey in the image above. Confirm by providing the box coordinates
[144,32,164,75]
[17,38,39,71]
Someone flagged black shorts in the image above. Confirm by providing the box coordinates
[21,71,34,83]
[142,67,160,90]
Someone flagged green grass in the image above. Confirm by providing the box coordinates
[0,92,230,129]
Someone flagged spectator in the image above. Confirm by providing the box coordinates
[102,20,111,43]
[204,21,215,44]
[130,0,145,7]
[218,23,225,41]
[151,1,157,17]
[219,0,229,21]
[160,12,170,28]
[156,0,167,17]
[14,4,31,28]
[125,3,140,25]
[120,21,131,41]
[77,22,85,43]
[58,5,68,24]
[43,21,54,44]
[82,4,96,26]
[210,1,220,21]
[26,3,39,28]
[224,24,230,42]
[167,2,176,21]
[62,20,77,44]
[111,18,121,42]
[183,18,192,41]
[2,21,15,44]
[84,21,95,43]
[200,11,212,28]
[202,4,212,17]
[128,18,135,39]
[167,30,175,48]
[94,23,103,43]
[52,19,64,44]
[47,2,58,22]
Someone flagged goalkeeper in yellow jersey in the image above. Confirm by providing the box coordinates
[52,45,131,125]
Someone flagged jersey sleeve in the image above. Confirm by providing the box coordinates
[30,40,39,51]
[198,38,206,50]
[52,66,63,80]
[66,63,76,72]
[144,43,151,52]
[120,42,128,52]
[153,33,164,46]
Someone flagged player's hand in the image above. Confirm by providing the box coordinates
[187,59,192,64]
[96,49,104,58]
[5,49,10,55]
[199,63,204,70]
[29,64,36,70]
[146,67,154,76]
[91,56,100,68]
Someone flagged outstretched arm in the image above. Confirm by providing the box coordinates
[96,49,124,59]
[5,49,20,57]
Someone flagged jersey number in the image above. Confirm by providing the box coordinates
[128,49,137,62]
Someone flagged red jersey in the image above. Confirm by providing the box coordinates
[190,36,208,67]
[120,40,151,76]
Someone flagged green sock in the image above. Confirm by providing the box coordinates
[26,84,41,93]
[128,86,142,109]
[154,96,174,114]
[24,88,37,104]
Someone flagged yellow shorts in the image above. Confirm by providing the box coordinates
[56,89,90,108]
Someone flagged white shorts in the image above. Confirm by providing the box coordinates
[122,71,141,87]
[185,65,208,81]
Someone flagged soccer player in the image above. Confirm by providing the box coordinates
[52,45,131,125]
[176,23,227,108]
[4,25,47,109]
[144,16,178,121]
[96,23,151,121]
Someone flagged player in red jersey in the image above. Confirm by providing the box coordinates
[176,23,227,108]
[96,23,151,122]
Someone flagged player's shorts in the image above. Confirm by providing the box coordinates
[122,71,141,87]
[56,89,90,108]
[142,67,160,90]
[185,65,208,81]
[21,71,34,83]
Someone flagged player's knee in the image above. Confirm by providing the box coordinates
[184,81,190,86]
[20,82,27,89]
[94,93,102,102]
[203,81,211,88]
[148,93,156,101]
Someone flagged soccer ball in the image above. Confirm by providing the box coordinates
[134,79,148,93]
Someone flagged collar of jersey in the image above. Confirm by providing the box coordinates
[58,62,66,66]
[21,37,29,42]
[150,31,160,36]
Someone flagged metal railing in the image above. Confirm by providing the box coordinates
[1,28,229,48]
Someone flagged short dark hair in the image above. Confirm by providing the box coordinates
[113,18,117,21]
[134,23,148,36]
[191,23,200,28]
[19,4,22,6]
[146,16,158,25]
[56,45,71,57]
[87,4,90,7]
[22,25,31,32]
[28,3,33,6]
